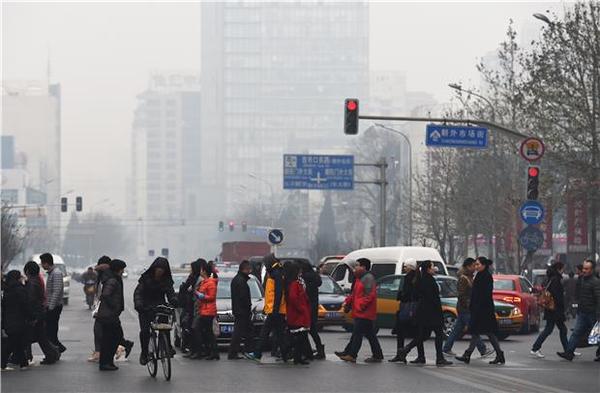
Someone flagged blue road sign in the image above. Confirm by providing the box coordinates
[283,154,354,190]
[426,124,488,148]
[519,200,545,225]
[268,229,284,246]
[518,226,544,252]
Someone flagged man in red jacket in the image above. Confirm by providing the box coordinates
[336,258,383,363]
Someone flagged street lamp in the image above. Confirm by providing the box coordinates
[448,83,496,122]
[533,13,551,24]
[371,123,413,246]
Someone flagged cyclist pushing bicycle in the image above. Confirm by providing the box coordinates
[134,257,178,366]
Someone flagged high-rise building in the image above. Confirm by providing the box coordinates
[1,80,61,249]
[129,73,203,263]
[200,2,370,253]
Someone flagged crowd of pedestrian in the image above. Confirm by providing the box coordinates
[2,252,599,373]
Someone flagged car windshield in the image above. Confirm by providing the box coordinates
[320,262,338,276]
[217,277,263,299]
[494,279,516,291]
[319,276,344,295]
[436,278,458,297]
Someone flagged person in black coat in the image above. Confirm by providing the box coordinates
[228,260,254,359]
[389,259,424,363]
[396,261,452,366]
[96,259,127,371]
[456,257,505,365]
[301,261,325,360]
[530,262,568,357]
[1,270,30,370]
[178,260,201,355]
[24,261,60,365]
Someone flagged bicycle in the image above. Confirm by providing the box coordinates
[147,305,176,381]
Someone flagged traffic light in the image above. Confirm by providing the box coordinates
[344,98,359,135]
[61,197,68,212]
[76,196,83,212]
[527,165,540,200]
[218,221,224,232]
[242,221,247,232]
[228,221,235,232]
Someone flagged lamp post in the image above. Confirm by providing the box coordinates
[248,173,276,227]
[448,83,496,122]
[371,123,413,246]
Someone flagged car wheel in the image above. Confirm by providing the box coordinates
[497,332,510,341]
[343,323,353,333]
[442,312,457,337]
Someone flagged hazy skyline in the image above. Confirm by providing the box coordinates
[2,1,562,216]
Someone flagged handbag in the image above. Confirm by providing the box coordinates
[397,301,417,321]
[588,322,600,345]
[212,317,220,337]
[537,282,555,311]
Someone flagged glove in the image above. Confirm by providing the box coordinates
[195,291,206,300]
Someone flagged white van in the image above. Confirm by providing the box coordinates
[331,247,448,293]
[32,254,71,305]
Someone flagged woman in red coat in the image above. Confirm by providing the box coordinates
[284,262,311,365]
[195,260,219,360]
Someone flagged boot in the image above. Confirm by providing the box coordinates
[315,344,326,360]
[410,357,426,364]
[489,351,505,365]
[455,350,472,364]
[436,357,453,366]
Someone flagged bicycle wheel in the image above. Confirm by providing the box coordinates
[159,332,172,381]
[147,332,158,378]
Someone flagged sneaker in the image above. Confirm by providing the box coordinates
[480,349,495,358]
[87,352,100,362]
[245,352,261,362]
[27,360,38,367]
[114,346,124,360]
[443,350,456,357]
[530,350,545,358]
[573,351,582,357]
[1,367,15,372]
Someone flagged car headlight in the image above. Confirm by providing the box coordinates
[511,307,522,317]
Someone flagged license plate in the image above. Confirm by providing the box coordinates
[326,312,340,319]
[498,319,512,326]
[220,325,234,334]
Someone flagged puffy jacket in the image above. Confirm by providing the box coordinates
[286,280,311,328]
[457,267,474,314]
[578,274,600,319]
[197,277,218,317]
[96,270,124,323]
[1,279,30,334]
[346,271,377,320]
[231,272,252,317]
[25,274,46,321]
[134,276,177,312]
[263,268,286,315]
[543,269,565,322]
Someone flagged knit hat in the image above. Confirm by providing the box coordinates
[404,258,417,270]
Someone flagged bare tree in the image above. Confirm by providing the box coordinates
[1,203,27,270]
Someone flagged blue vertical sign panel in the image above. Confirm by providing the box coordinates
[283,154,354,190]
[426,124,488,148]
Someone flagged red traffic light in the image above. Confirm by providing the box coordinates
[346,100,358,111]
[528,167,539,177]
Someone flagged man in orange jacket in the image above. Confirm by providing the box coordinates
[335,258,383,363]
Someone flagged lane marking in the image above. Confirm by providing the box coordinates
[417,367,506,393]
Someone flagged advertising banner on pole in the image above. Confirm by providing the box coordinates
[567,192,588,253]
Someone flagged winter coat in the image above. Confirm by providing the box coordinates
[578,274,600,319]
[563,277,577,303]
[302,269,322,309]
[134,259,177,312]
[398,270,418,302]
[469,268,498,334]
[346,271,377,320]
[264,267,287,315]
[286,279,311,328]
[415,271,443,328]
[231,272,252,318]
[457,267,474,314]
[45,265,64,311]
[1,279,30,334]
[25,274,46,322]
[197,277,218,317]
[543,270,565,322]
[96,270,124,324]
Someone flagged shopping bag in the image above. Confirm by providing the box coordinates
[588,321,600,345]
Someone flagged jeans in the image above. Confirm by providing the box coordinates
[46,305,65,352]
[99,320,123,367]
[443,313,487,354]
[228,315,253,357]
[309,305,323,350]
[566,312,597,354]
[254,313,288,359]
[532,319,568,352]
[404,325,445,360]
[198,316,218,357]
[345,318,383,359]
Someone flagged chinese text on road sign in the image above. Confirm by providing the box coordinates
[283,154,354,190]
[426,124,488,148]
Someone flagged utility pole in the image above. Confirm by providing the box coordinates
[355,159,388,247]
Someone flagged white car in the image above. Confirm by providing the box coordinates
[31,254,71,305]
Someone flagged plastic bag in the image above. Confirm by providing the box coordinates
[588,321,600,345]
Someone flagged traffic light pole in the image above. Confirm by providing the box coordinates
[359,115,529,140]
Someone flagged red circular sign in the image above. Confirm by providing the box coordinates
[520,137,545,162]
